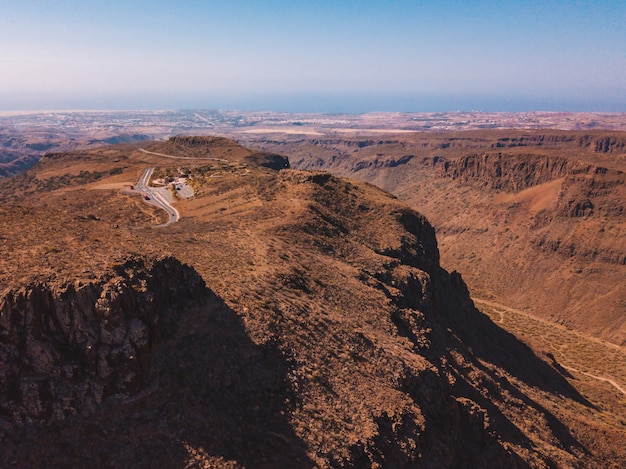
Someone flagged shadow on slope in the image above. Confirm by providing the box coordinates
[386,209,592,405]
[3,289,313,468]
[153,292,313,468]
[431,269,594,460]
[433,269,593,405]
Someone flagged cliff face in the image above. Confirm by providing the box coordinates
[489,133,626,154]
[438,153,573,191]
[578,134,626,153]
[0,256,206,426]
[438,152,625,222]
[1,138,623,467]
[556,168,625,220]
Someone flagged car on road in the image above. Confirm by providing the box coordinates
[144,194,150,200]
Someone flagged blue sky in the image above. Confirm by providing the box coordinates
[0,0,624,112]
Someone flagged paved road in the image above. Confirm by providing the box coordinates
[136,167,179,226]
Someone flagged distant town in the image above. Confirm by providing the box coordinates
[2,110,626,178]
[2,109,626,137]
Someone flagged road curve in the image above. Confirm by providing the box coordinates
[136,167,179,226]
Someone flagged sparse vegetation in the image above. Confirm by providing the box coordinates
[476,299,626,393]
[0,136,624,467]
[253,129,626,346]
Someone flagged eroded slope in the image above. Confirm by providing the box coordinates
[1,139,624,467]
[242,130,626,345]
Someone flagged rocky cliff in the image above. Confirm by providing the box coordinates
[0,256,206,427]
[438,153,573,191]
[436,152,625,221]
[489,133,626,154]
[0,138,623,467]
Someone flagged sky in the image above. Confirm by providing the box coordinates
[0,0,625,112]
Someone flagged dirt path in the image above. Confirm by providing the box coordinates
[472,297,624,352]
[139,148,229,162]
[473,297,626,397]
[560,365,626,397]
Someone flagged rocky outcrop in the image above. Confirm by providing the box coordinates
[0,256,206,427]
[438,153,574,191]
[308,138,403,148]
[167,135,238,149]
[352,154,415,171]
[556,168,625,218]
[437,152,625,220]
[97,133,150,146]
[146,136,252,160]
[488,133,626,154]
[244,151,290,170]
[532,236,626,265]
[378,208,441,272]
[579,135,626,153]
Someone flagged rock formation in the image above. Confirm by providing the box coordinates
[0,256,206,427]
[0,137,623,467]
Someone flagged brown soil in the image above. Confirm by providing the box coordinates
[241,130,626,346]
[0,138,625,467]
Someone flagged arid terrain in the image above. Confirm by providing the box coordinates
[2,110,626,179]
[0,136,625,467]
[240,130,626,348]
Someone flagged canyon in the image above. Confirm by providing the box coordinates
[0,136,624,467]
[240,130,626,346]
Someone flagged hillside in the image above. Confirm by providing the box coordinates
[0,121,152,178]
[239,130,626,346]
[2,111,625,180]
[1,137,625,467]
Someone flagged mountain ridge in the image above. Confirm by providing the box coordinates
[241,130,626,345]
[0,137,624,467]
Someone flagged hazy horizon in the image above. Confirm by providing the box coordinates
[1,1,625,113]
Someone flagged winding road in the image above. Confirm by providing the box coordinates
[136,167,179,226]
